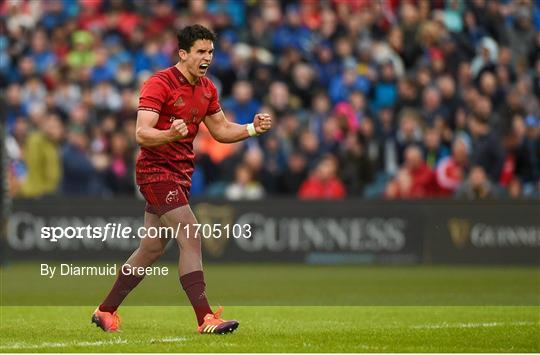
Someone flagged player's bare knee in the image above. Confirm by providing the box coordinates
[176,236,201,254]
[184,234,201,249]
[138,245,165,261]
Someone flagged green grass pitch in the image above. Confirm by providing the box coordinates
[1,263,539,352]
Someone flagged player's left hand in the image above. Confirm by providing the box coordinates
[253,113,272,134]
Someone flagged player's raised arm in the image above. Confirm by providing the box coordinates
[203,111,272,143]
[135,110,188,147]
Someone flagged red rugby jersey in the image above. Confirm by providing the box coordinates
[136,66,221,186]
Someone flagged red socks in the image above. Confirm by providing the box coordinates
[99,265,144,313]
[99,266,212,326]
[180,270,212,326]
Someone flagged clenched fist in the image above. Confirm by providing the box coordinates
[170,119,189,139]
[253,113,272,135]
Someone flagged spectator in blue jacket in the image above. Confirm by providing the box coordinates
[222,81,261,125]
[61,129,106,195]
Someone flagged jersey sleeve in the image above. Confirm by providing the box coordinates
[138,76,168,113]
[206,81,222,116]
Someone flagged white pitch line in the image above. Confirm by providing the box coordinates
[149,336,188,343]
[0,338,127,350]
[0,336,187,350]
[411,321,537,330]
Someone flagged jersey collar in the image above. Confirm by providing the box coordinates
[172,65,202,86]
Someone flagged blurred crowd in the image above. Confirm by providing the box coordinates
[3,0,540,200]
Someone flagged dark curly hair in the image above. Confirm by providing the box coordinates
[177,24,216,52]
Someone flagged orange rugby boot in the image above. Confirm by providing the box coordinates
[197,306,239,334]
[91,307,121,332]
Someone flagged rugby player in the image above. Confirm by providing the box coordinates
[91,24,272,334]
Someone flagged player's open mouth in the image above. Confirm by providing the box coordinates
[199,63,209,70]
